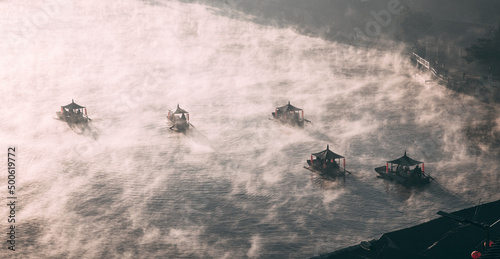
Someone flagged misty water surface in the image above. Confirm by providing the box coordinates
[0,0,499,258]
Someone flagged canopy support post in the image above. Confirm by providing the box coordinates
[386,162,388,173]
[343,158,346,174]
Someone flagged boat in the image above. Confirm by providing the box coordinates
[271,101,309,127]
[167,104,190,132]
[304,145,347,181]
[374,151,433,186]
[56,99,90,124]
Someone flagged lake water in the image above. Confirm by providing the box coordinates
[1,1,499,258]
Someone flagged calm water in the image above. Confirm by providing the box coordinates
[1,1,499,258]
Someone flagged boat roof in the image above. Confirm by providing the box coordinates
[312,145,344,160]
[171,104,189,114]
[276,101,302,112]
[62,99,85,109]
[387,152,423,166]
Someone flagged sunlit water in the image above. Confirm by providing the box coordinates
[1,0,499,258]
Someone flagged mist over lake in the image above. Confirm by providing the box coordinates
[1,0,499,258]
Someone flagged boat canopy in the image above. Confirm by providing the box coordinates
[312,145,344,160]
[172,104,189,114]
[387,152,423,166]
[276,101,302,112]
[62,99,85,109]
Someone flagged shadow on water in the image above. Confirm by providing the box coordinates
[61,119,101,141]
[376,177,427,202]
[309,171,346,189]
[167,123,220,153]
[429,179,468,203]
[371,172,466,205]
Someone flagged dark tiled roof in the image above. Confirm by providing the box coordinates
[313,199,500,259]
[276,101,303,112]
[312,145,344,160]
[62,100,85,109]
[387,152,423,167]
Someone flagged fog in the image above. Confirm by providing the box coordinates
[0,0,499,258]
